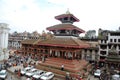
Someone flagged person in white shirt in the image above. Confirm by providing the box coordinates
[61,64,64,70]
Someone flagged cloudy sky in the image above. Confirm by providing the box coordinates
[0,0,120,35]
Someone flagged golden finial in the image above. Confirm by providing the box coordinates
[66,8,70,14]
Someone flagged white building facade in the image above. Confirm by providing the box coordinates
[0,23,10,60]
[98,30,120,67]
[8,31,41,50]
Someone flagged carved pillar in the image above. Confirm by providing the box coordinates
[62,51,64,58]
[66,51,68,59]
[62,51,65,58]
[81,50,85,59]
[49,49,52,57]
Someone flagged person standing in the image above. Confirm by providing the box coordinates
[61,64,64,70]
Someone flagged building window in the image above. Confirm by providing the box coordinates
[119,46,120,49]
[110,39,112,42]
[100,51,106,55]
[114,39,116,42]
[104,40,106,43]
[101,40,103,43]
[109,45,112,49]
[118,39,120,42]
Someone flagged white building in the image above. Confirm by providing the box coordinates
[98,29,120,67]
[8,31,41,50]
[0,23,10,60]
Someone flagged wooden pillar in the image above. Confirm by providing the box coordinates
[49,49,52,57]
[72,52,75,60]
[52,50,55,57]
[62,51,64,58]
[65,51,68,59]
[63,51,66,58]
[52,50,54,57]
[61,51,63,58]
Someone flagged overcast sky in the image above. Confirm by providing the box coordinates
[0,0,120,35]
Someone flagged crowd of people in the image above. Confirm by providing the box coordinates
[2,53,85,80]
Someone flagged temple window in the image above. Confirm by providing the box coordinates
[70,17,73,21]
[56,30,60,34]
[84,49,87,53]
[34,49,36,52]
[40,50,43,53]
[65,30,69,34]
[60,30,65,34]
[64,17,68,20]
[45,50,48,54]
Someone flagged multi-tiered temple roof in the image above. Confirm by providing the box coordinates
[20,11,91,77]
[22,10,89,48]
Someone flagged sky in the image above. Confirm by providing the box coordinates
[0,0,120,35]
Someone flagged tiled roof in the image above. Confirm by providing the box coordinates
[21,39,40,45]
[47,24,85,33]
[55,14,79,22]
[37,37,89,48]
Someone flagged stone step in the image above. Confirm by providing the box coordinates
[39,62,79,73]
[44,61,76,68]
[39,58,89,73]
[46,58,82,66]
[46,58,79,63]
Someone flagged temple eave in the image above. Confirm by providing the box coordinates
[37,43,89,48]
[47,28,85,33]
[55,14,79,22]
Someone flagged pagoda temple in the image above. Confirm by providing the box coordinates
[20,10,90,77]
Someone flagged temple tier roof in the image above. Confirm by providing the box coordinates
[21,37,89,49]
[55,13,79,22]
[47,24,85,33]
[21,10,89,49]
[37,37,89,48]
[21,39,41,45]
